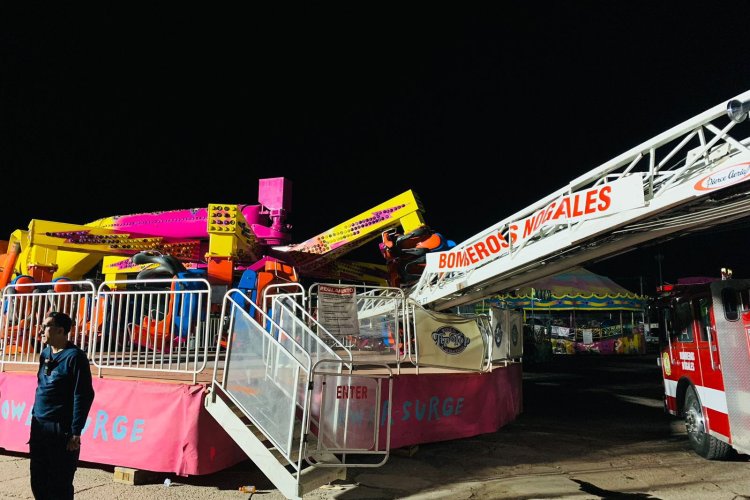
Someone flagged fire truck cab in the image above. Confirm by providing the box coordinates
[657,277,750,459]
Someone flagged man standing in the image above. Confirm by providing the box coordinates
[30,311,95,500]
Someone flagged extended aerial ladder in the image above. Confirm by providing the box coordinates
[411,90,750,310]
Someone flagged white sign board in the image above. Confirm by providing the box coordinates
[582,329,594,345]
[318,285,360,338]
[426,175,645,273]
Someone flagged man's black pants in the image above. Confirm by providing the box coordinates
[29,417,79,500]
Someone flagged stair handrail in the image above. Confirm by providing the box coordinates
[260,282,306,313]
[271,293,353,367]
[211,289,314,473]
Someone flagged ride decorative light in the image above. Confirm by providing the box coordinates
[726,99,750,123]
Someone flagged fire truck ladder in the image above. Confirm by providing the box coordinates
[411,90,750,310]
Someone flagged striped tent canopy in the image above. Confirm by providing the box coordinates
[492,266,646,311]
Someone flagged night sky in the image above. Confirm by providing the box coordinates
[3,4,750,296]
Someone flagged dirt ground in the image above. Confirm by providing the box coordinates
[1,354,749,499]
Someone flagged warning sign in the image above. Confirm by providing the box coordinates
[318,285,360,338]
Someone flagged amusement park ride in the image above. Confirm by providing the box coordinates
[2,89,750,498]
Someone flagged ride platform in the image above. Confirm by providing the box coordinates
[0,361,522,476]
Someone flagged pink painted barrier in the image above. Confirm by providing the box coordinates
[0,364,523,475]
[385,364,523,448]
[0,373,246,476]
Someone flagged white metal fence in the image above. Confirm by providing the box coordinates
[0,278,215,382]
[89,278,214,380]
[306,284,505,373]
[308,284,408,371]
[0,280,96,367]
[1,276,505,379]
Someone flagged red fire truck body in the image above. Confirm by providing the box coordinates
[657,278,750,459]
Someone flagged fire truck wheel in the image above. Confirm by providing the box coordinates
[684,386,730,460]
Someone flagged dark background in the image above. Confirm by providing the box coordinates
[3,4,750,296]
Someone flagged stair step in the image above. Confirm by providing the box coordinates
[298,463,346,497]
[247,423,269,441]
[268,428,308,462]
[267,430,342,467]
[231,409,314,465]
[270,441,300,463]
[222,394,365,468]
[231,404,246,418]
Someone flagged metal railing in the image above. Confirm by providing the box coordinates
[90,278,213,382]
[1,277,499,377]
[211,289,315,474]
[260,282,306,313]
[212,288,393,472]
[0,277,216,382]
[308,284,407,372]
[310,358,393,467]
[0,280,96,369]
[271,294,351,370]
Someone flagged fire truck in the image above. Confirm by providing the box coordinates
[655,273,750,459]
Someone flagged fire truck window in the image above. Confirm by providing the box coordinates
[673,301,694,343]
[696,298,711,341]
[663,309,674,338]
[722,288,740,321]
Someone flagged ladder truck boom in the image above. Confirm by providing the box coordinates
[411,90,750,310]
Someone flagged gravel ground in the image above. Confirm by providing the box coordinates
[1,355,749,499]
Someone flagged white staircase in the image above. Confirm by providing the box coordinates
[205,290,392,499]
[205,387,344,499]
